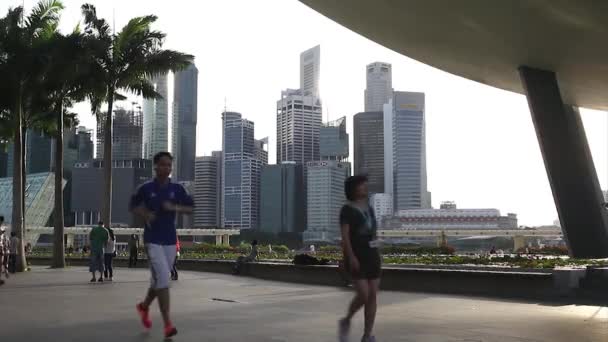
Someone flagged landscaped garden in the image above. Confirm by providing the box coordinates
[28,243,608,269]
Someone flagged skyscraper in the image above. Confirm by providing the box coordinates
[255,138,269,165]
[384,91,430,211]
[260,162,305,234]
[143,74,169,159]
[172,64,198,181]
[304,160,350,243]
[353,111,384,194]
[320,116,349,161]
[194,152,222,228]
[222,112,265,230]
[300,45,320,98]
[365,62,393,112]
[73,126,94,162]
[27,130,54,174]
[97,107,143,161]
[276,89,322,164]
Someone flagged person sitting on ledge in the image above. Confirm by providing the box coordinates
[233,240,258,274]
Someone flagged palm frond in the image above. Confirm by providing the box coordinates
[27,0,64,38]
[120,77,161,99]
[115,15,159,54]
[81,3,111,39]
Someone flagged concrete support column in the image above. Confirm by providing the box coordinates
[513,236,526,252]
[519,66,608,258]
[215,235,222,246]
[222,235,230,246]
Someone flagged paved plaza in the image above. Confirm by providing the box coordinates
[0,267,607,341]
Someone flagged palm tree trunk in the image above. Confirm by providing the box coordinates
[102,90,114,228]
[21,128,26,237]
[52,101,65,268]
[12,93,26,272]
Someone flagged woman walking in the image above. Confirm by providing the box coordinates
[338,175,381,342]
[104,227,116,281]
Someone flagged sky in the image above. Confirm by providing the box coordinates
[5,0,608,226]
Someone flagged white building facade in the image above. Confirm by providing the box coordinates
[276,89,322,164]
[300,45,320,98]
[370,193,393,228]
[365,62,393,112]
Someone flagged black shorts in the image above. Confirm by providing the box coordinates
[347,248,381,280]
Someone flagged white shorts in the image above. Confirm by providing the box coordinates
[145,243,176,289]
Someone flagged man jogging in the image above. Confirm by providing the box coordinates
[130,152,193,339]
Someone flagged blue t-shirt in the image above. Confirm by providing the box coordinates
[130,179,194,245]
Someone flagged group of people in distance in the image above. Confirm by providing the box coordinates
[88,222,116,282]
[0,215,20,286]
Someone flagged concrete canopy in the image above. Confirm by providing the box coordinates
[300,0,608,111]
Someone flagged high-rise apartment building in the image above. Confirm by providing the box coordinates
[365,62,393,112]
[143,74,169,159]
[384,91,430,211]
[320,116,349,161]
[276,89,322,164]
[97,107,143,161]
[194,152,222,228]
[260,162,305,234]
[304,160,350,243]
[300,45,320,98]
[222,112,265,230]
[172,64,198,181]
[353,111,384,194]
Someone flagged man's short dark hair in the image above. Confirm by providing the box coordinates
[153,152,173,164]
[0,215,4,223]
[344,175,368,201]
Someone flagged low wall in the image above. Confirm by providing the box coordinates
[28,257,602,302]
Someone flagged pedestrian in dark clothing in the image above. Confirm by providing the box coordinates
[129,234,139,268]
[338,175,381,342]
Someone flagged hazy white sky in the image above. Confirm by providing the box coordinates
[6,0,608,226]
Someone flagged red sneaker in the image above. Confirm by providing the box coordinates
[164,324,178,338]
[136,303,152,329]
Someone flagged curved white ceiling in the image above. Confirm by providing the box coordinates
[300,0,608,110]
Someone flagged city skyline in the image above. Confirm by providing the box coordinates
[8,0,608,226]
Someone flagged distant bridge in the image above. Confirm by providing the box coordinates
[25,226,240,246]
[377,228,563,250]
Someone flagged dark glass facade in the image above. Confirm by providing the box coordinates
[353,111,384,194]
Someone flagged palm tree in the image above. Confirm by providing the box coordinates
[81,4,193,227]
[0,0,64,272]
[40,30,102,268]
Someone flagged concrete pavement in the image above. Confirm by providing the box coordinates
[0,267,606,341]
